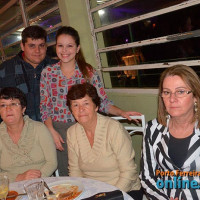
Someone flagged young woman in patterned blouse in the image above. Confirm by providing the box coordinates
[40,26,141,176]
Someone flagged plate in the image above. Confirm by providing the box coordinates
[45,180,84,200]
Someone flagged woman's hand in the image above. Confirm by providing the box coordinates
[44,117,64,151]
[108,105,142,122]
[15,170,41,181]
[51,128,65,151]
[120,111,142,122]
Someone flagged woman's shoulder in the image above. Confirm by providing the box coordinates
[147,118,159,126]
[97,114,124,132]
[85,65,95,78]
[146,118,166,139]
[67,123,79,138]
[25,117,53,140]
[97,115,132,143]
[67,123,76,132]
[0,121,6,134]
[24,116,47,130]
[147,118,164,130]
[42,62,60,73]
[98,113,114,121]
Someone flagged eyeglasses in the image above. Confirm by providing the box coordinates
[161,90,192,98]
[0,103,21,109]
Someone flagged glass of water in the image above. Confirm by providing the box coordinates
[24,180,44,200]
[0,174,9,200]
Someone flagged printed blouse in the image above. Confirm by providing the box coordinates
[40,62,113,123]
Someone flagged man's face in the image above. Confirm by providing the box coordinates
[20,38,47,68]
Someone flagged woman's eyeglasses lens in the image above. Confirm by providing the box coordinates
[0,103,21,109]
[161,90,192,98]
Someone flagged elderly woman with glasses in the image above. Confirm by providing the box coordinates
[0,87,57,182]
[140,65,200,200]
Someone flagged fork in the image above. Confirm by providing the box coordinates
[43,180,55,195]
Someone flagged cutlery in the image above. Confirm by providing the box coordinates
[7,193,26,198]
[43,181,55,195]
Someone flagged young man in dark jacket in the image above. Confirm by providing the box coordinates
[0,25,57,121]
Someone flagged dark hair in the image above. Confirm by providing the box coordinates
[21,25,47,44]
[67,83,101,110]
[56,26,93,79]
[158,65,200,127]
[0,87,27,108]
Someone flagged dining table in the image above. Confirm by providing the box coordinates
[9,176,134,200]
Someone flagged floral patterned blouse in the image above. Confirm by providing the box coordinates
[40,62,113,123]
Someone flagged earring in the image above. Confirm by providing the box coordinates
[166,114,170,119]
[194,102,198,113]
[165,110,170,120]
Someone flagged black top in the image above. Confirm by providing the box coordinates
[169,132,194,168]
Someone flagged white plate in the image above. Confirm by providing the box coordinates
[46,180,84,200]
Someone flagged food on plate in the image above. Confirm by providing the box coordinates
[46,184,82,200]
[6,191,18,200]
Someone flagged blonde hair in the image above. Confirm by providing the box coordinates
[158,65,200,127]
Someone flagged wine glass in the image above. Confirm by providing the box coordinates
[0,174,9,200]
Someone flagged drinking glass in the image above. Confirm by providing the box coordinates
[0,174,9,200]
[24,180,44,200]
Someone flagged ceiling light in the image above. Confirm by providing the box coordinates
[98,10,105,15]
[17,35,22,40]
[17,28,24,32]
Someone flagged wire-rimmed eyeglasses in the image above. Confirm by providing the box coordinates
[0,103,21,109]
[161,90,192,98]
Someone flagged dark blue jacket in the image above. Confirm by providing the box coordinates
[0,51,57,121]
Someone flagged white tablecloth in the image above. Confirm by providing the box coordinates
[9,176,133,200]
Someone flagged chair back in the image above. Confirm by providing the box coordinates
[111,115,145,136]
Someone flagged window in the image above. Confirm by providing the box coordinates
[85,0,200,90]
[0,0,61,62]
